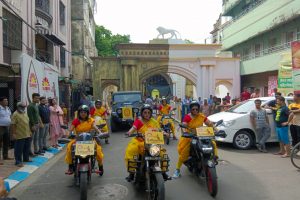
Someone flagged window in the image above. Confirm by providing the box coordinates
[2,9,22,50]
[60,47,66,68]
[286,31,295,43]
[254,44,261,57]
[242,47,250,60]
[59,1,65,25]
[269,38,277,52]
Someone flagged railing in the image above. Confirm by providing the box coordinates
[223,0,266,29]
[36,49,52,64]
[240,39,300,61]
[36,0,50,15]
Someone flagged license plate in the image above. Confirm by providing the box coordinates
[196,127,215,137]
[145,157,161,161]
[75,142,95,156]
[122,107,133,120]
[145,131,164,144]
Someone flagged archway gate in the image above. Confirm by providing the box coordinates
[92,42,240,99]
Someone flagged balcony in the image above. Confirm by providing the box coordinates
[240,39,299,75]
[222,0,300,50]
[223,0,242,16]
[35,0,52,24]
[36,49,52,64]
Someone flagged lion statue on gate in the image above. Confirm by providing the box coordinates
[156,26,181,39]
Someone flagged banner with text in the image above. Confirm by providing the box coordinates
[292,41,300,94]
[278,65,293,96]
[21,54,59,104]
[268,76,278,96]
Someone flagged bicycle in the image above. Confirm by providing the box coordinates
[291,141,300,169]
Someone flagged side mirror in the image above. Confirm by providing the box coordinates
[215,120,223,127]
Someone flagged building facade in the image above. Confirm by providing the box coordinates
[0,0,72,109]
[71,0,97,109]
[221,0,300,96]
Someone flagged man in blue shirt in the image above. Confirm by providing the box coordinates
[274,96,290,157]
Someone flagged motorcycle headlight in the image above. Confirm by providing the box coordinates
[222,120,235,127]
[117,109,122,114]
[149,144,160,157]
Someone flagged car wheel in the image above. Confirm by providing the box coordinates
[233,130,254,150]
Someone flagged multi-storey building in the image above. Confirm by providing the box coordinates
[0,0,72,109]
[221,0,300,96]
[71,0,97,109]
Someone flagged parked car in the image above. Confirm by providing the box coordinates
[110,91,143,132]
[208,97,293,150]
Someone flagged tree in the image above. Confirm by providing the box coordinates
[95,25,131,56]
[184,39,194,44]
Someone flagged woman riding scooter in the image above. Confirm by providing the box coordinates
[125,104,171,181]
[90,100,109,144]
[173,101,218,178]
[157,97,177,140]
[65,105,104,176]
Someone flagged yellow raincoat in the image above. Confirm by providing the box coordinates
[65,118,104,165]
[125,118,168,171]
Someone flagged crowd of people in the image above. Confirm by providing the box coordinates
[0,93,68,168]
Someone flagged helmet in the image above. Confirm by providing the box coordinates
[78,105,89,120]
[140,104,153,115]
[95,99,102,105]
[189,101,200,110]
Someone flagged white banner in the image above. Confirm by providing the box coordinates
[21,54,59,104]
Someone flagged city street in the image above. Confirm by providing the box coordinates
[9,130,300,200]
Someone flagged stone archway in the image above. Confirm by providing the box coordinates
[215,80,233,98]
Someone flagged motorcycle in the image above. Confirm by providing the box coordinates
[69,128,106,200]
[159,108,177,145]
[94,116,110,144]
[127,131,170,200]
[179,120,223,197]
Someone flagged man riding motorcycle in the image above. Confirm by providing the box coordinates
[157,97,177,140]
[90,100,109,144]
[173,101,218,178]
[125,104,171,181]
[65,105,104,176]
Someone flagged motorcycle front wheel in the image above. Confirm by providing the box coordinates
[80,172,88,200]
[147,173,165,200]
[205,167,218,197]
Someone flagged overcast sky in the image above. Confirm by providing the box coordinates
[94,0,223,44]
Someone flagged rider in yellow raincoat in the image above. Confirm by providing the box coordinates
[65,105,104,176]
[125,104,171,181]
[91,100,109,144]
[157,97,177,139]
[173,101,218,178]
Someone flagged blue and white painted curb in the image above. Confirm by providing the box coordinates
[4,144,66,191]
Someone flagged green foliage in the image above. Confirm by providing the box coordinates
[95,25,131,56]
[184,39,194,44]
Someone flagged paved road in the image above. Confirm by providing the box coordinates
[10,130,300,200]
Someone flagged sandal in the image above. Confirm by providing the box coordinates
[273,152,284,155]
[281,154,290,158]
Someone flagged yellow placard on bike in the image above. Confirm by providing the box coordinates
[122,107,133,120]
[75,142,95,156]
[145,131,164,145]
[196,127,214,137]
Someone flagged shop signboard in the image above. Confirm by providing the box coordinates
[278,65,293,96]
[292,41,300,94]
[268,76,277,96]
[21,54,59,104]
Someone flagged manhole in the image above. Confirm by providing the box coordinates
[91,184,128,200]
[218,159,230,165]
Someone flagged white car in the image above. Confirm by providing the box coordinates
[208,97,293,150]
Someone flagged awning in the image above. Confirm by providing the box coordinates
[36,27,65,46]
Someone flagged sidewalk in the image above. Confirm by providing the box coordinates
[1,144,65,192]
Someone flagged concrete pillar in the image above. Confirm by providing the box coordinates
[208,66,214,96]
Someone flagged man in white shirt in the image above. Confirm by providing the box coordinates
[0,97,13,163]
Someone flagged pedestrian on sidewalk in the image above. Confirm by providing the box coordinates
[274,96,290,157]
[241,87,251,101]
[250,99,271,152]
[251,88,261,99]
[10,102,31,167]
[200,99,211,116]
[49,98,64,148]
[0,97,13,164]
[38,97,50,152]
[27,93,41,156]
[287,93,300,147]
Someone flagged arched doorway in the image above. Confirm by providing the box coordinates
[215,80,233,98]
[102,85,118,108]
[143,74,173,98]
